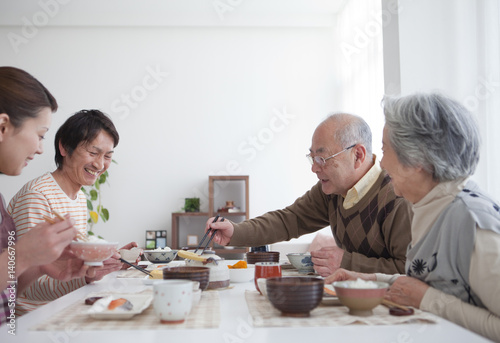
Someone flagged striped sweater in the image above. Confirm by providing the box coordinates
[7,172,88,315]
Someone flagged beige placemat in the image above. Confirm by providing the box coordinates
[245,290,437,327]
[31,290,220,331]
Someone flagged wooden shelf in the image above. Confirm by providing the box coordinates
[171,176,249,256]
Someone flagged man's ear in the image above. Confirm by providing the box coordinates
[0,113,11,142]
[58,140,68,157]
[353,144,367,169]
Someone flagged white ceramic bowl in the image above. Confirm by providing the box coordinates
[119,247,142,263]
[286,253,314,273]
[70,241,119,266]
[143,249,178,263]
[228,264,255,283]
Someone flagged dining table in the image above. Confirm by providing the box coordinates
[1,260,490,343]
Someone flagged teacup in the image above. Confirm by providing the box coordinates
[153,280,193,324]
[119,247,142,263]
[254,262,281,294]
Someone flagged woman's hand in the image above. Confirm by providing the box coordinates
[39,247,89,282]
[16,215,77,273]
[385,276,429,308]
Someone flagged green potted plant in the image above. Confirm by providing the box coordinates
[81,162,116,236]
[183,198,200,212]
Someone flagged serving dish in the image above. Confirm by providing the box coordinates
[86,294,152,320]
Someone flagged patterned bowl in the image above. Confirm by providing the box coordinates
[69,241,119,266]
[286,253,314,273]
[143,250,178,263]
[245,251,280,264]
[162,266,211,291]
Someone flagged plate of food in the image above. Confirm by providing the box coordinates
[321,284,342,306]
[86,294,152,319]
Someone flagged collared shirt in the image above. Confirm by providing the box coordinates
[411,177,467,246]
[343,155,382,209]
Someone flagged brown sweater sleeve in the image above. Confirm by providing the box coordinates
[229,182,330,247]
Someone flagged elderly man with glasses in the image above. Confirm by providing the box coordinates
[206,113,412,276]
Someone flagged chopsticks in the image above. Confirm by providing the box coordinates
[119,258,151,276]
[381,299,412,312]
[194,214,224,254]
[42,210,86,241]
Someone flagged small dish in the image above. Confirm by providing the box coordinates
[86,294,152,320]
[229,265,255,283]
[119,247,142,263]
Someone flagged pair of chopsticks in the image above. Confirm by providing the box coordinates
[119,258,151,276]
[382,299,412,312]
[43,210,86,241]
[194,214,224,255]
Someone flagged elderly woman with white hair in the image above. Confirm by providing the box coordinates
[326,92,500,341]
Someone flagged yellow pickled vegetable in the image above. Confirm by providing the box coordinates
[149,269,163,279]
[228,260,247,269]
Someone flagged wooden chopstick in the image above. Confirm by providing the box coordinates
[52,210,66,221]
[42,215,56,224]
[382,299,411,312]
[43,211,87,242]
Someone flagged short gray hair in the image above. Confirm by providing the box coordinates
[383,92,480,182]
[323,113,372,157]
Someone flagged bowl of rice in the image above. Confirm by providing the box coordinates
[332,278,389,316]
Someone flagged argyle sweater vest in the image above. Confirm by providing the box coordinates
[328,173,399,260]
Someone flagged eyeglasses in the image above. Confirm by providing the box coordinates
[306,144,356,166]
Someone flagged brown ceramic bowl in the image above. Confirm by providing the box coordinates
[162,266,210,291]
[266,277,324,317]
[333,280,389,316]
[245,251,280,264]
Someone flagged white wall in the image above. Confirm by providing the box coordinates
[0,2,350,247]
[396,0,500,199]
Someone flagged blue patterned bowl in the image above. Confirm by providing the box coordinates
[144,249,178,263]
[286,253,314,273]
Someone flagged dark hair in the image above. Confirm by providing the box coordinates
[54,109,119,168]
[0,66,58,127]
